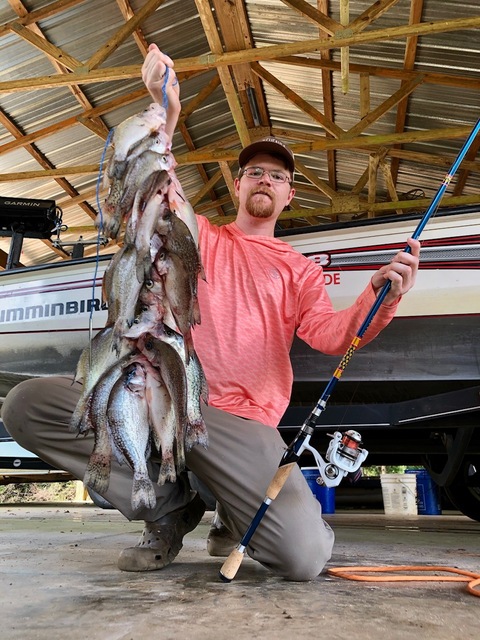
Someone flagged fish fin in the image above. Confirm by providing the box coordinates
[185,421,209,452]
[192,296,201,326]
[157,456,177,485]
[83,456,111,495]
[131,474,157,510]
[183,330,195,365]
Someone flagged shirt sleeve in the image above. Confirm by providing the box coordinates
[295,263,400,356]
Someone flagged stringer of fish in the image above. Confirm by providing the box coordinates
[73,103,209,511]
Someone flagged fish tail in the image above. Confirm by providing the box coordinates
[131,474,157,510]
[185,421,209,451]
[157,456,177,486]
[183,330,195,364]
[83,454,111,495]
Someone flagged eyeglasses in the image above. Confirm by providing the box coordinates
[240,166,292,184]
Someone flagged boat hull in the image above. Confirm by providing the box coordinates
[0,209,479,399]
[280,208,480,393]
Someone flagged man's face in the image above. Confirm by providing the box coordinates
[234,153,295,220]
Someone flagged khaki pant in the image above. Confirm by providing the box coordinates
[2,376,334,580]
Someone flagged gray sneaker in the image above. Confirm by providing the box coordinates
[206,513,239,557]
[118,493,206,572]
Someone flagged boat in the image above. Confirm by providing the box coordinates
[0,206,479,519]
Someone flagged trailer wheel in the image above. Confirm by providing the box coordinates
[444,455,480,523]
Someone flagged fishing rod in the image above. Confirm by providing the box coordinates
[219,117,480,583]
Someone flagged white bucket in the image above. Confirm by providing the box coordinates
[380,473,417,516]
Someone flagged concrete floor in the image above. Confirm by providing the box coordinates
[1,504,479,640]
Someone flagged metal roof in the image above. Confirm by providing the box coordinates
[1,0,479,267]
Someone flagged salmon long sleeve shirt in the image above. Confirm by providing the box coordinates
[192,215,399,428]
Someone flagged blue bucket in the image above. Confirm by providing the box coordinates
[406,469,442,515]
[301,467,335,514]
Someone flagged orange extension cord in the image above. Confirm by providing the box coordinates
[327,566,480,598]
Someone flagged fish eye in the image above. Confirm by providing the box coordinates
[145,279,154,288]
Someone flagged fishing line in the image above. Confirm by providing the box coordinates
[87,127,115,366]
[161,66,170,109]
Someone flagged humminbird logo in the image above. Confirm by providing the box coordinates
[0,297,107,324]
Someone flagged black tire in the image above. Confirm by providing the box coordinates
[444,455,480,522]
[86,487,114,509]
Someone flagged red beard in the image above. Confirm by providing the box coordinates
[245,188,276,218]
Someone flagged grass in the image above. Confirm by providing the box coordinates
[0,481,77,504]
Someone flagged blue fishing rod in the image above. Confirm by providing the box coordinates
[219,117,480,583]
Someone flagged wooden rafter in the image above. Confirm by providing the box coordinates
[1,0,479,266]
[1,13,480,94]
[83,0,166,71]
[194,0,250,147]
[389,0,424,184]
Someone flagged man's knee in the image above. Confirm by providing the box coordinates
[265,529,334,581]
[1,379,35,442]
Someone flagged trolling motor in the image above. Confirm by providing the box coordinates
[304,429,369,488]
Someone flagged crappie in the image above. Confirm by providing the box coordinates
[107,361,157,511]
[107,103,167,179]
[125,174,171,283]
[154,249,198,360]
[70,326,134,434]
[159,326,208,451]
[119,152,173,226]
[82,354,134,494]
[166,173,199,247]
[138,333,188,473]
[103,243,145,353]
[142,360,178,484]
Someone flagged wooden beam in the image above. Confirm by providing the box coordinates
[8,22,82,71]
[348,0,401,34]
[0,0,86,38]
[177,120,227,218]
[294,159,338,199]
[351,165,369,195]
[219,160,238,208]
[0,87,151,156]
[251,61,345,138]
[194,0,251,146]
[173,124,478,165]
[390,0,424,184]
[368,153,380,217]
[340,0,349,94]
[275,56,480,90]
[359,72,370,118]
[83,0,166,71]
[179,74,222,122]
[6,0,109,137]
[0,166,99,181]
[379,158,402,214]
[190,168,224,208]
[317,0,337,199]
[387,147,480,172]
[114,0,150,56]
[210,0,269,127]
[1,14,480,94]
[452,135,480,197]
[279,0,342,36]
[344,73,424,138]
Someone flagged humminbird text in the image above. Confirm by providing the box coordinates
[0,297,106,324]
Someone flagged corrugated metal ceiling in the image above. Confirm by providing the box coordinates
[0,0,479,267]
